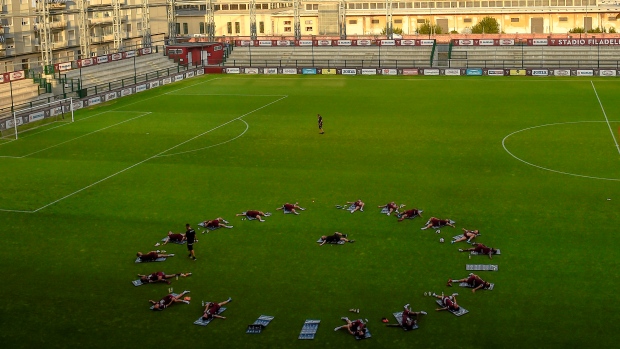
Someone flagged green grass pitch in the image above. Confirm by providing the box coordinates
[1,75,619,348]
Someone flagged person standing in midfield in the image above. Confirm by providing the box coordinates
[185,223,197,260]
[317,114,324,134]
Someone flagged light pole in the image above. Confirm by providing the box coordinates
[312,35,315,66]
[9,79,14,113]
[133,54,137,84]
[248,40,252,66]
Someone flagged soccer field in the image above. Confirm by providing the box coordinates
[1,75,619,348]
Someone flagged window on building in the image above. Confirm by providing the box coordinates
[23,35,31,46]
[305,20,313,24]
[559,17,568,22]
[464,18,472,23]
[481,1,488,6]
[183,23,188,34]
[235,22,240,33]
[370,3,376,9]
[214,5,220,10]
[305,26,313,31]
[284,27,291,32]
[349,19,357,24]
[355,3,362,9]
[175,23,181,35]
[259,21,265,33]
[371,19,380,24]
[52,32,62,43]
[126,23,132,33]
[284,21,291,25]
[221,4,229,10]
[565,0,573,5]
[240,4,247,10]
[363,3,369,9]
[231,4,238,10]
[262,4,269,9]
[378,2,385,8]
[22,18,29,26]
[200,22,205,33]
[227,22,232,34]
[608,16,617,21]
[394,19,403,24]
[511,17,519,22]
[417,19,426,24]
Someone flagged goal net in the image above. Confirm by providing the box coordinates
[0,98,74,141]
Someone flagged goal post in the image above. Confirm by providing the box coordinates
[0,98,74,141]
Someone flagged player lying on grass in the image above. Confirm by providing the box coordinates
[201,297,232,321]
[236,210,269,222]
[459,243,499,259]
[433,293,460,312]
[319,232,355,245]
[386,304,427,330]
[149,290,190,310]
[276,202,306,215]
[136,251,174,262]
[378,202,402,216]
[452,228,480,244]
[201,217,233,229]
[347,200,365,213]
[421,217,455,230]
[162,231,186,245]
[334,317,367,337]
[398,208,423,222]
[447,273,491,293]
[138,271,192,285]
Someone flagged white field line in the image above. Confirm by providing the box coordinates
[0,112,152,159]
[13,94,287,213]
[590,81,620,156]
[156,119,249,158]
[502,120,620,182]
[0,77,222,145]
[172,93,291,97]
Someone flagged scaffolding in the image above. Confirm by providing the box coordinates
[35,0,53,71]
[385,0,393,39]
[294,0,301,40]
[250,0,257,40]
[77,0,90,58]
[167,0,177,44]
[113,0,124,51]
[205,0,215,41]
[339,0,346,39]
[142,0,152,47]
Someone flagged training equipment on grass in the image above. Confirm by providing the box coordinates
[393,312,418,331]
[198,222,220,231]
[335,204,357,212]
[459,282,495,290]
[436,300,469,316]
[471,249,501,255]
[1,98,75,141]
[132,279,145,286]
[466,264,499,271]
[135,257,167,263]
[246,315,274,334]
[193,307,227,326]
[298,319,320,340]
[317,237,345,245]
[356,326,372,340]
[161,237,186,245]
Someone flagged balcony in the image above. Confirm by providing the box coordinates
[88,0,114,7]
[90,17,114,25]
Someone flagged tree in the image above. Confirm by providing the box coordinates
[380,27,404,35]
[471,16,500,34]
[417,21,442,35]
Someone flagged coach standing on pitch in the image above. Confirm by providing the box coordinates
[186,223,197,260]
[317,114,324,134]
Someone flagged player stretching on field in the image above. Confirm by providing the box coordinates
[318,114,324,134]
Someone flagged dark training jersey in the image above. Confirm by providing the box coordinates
[185,228,196,244]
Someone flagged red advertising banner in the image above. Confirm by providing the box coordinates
[548,38,620,46]
[77,58,96,68]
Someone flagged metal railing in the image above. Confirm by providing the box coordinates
[223,59,431,68]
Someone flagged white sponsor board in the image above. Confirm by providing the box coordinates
[342,68,356,75]
[125,50,136,58]
[137,84,148,92]
[111,53,123,61]
[444,68,461,76]
[29,111,45,122]
[186,71,195,78]
[264,68,278,75]
[420,40,434,46]
[72,100,84,111]
[531,69,548,76]
[532,39,548,46]
[147,81,158,89]
[459,39,474,46]
[51,107,63,116]
[259,40,273,46]
[0,75,4,83]
[196,69,204,76]
[174,74,184,82]
[96,55,109,64]
[89,96,101,106]
[239,40,253,46]
[142,47,152,54]
[381,68,397,75]
[599,70,617,76]
[277,40,290,46]
[499,39,515,46]
[361,68,377,75]
[554,69,571,76]
[298,40,313,46]
[381,40,396,46]
[121,88,133,97]
[162,77,172,85]
[10,71,24,80]
[357,39,371,46]
[6,117,23,128]
[487,69,505,76]
[401,40,416,46]
[423,69,440,76]
[317,40,332,46]
[576,70,593,76]
[106,92,117,101]
[337,40,352,46]
[479,39,494,46]
[57,62,72,71]
[282,68,298,75]
[226,68,240,74]
[245,68,259,74]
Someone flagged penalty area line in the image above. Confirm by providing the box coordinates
[590,81,620,157]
